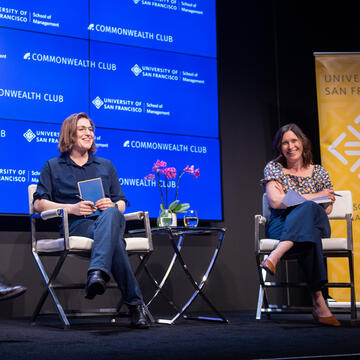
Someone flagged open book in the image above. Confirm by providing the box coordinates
[281,189,332,207]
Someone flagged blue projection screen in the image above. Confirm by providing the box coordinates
[0,0,222,220]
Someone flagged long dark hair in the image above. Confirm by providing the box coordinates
[272,123,313,168]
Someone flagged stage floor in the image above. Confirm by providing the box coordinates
[1,311,360,360]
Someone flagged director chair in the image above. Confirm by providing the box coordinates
[28,184,154,328]
[255,190,356,320]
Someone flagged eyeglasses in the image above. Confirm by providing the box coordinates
[77,126,94,133]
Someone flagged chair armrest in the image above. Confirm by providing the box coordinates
[31,208,70,251]
[124,211,153,251]
[124,211,146,221]
[31,208,63,221]
[255,215,267,254]
[257,215,267,225]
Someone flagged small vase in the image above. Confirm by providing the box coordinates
[158,209,177,227]
[170,212,177,227]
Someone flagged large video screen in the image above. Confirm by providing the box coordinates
[0,0,221,220]
[0,0,89,38]
[89,1,216,57]
[89,41,218,136]
[0,27,89,122]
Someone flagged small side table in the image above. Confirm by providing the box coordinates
[131,226,228,325]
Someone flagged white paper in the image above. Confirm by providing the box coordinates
[281,189,332,207]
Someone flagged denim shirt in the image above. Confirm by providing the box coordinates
[34,153,127,218]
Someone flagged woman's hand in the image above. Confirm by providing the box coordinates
[70,201,97,216]
[34,198,96,216]
[304,189,335,202]
[302,189,335,214]
[95,197,115,211]
[320,188,335,202]
[320,188,335,215]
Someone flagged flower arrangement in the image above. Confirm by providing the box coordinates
[144,160,200,214]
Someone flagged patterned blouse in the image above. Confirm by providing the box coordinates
[263,161,333,194]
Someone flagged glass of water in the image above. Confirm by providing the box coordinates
[183,209,199,228]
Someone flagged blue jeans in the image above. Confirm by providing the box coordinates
[267,201,331,291]
[69,207,143,306]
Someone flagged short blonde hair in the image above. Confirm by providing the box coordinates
[58,112,97,154]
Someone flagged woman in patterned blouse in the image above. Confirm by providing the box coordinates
[261,123,340,326]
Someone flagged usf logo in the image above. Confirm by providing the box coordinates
[329,115,360,175]
[131,64,142,76]
[23,129,36,142]
[92,97,104,109]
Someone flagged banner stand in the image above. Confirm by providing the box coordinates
[315,52,360,304]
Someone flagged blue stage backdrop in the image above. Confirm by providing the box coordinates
[0,0,222,220]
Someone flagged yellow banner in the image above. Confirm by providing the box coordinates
[315,53,360,301]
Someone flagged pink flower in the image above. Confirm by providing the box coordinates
[184,165,195,174]
[145,161,200,209]
[164,167,177,179]
[184,165,200,178]
[153,160,167,172]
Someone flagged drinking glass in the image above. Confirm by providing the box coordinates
[183,210,199,228]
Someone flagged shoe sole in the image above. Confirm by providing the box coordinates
[130,322,150,329]
[312,311,341,327]
[260,264,275,276]
[85,281,106,300]
[0,287,27,302]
